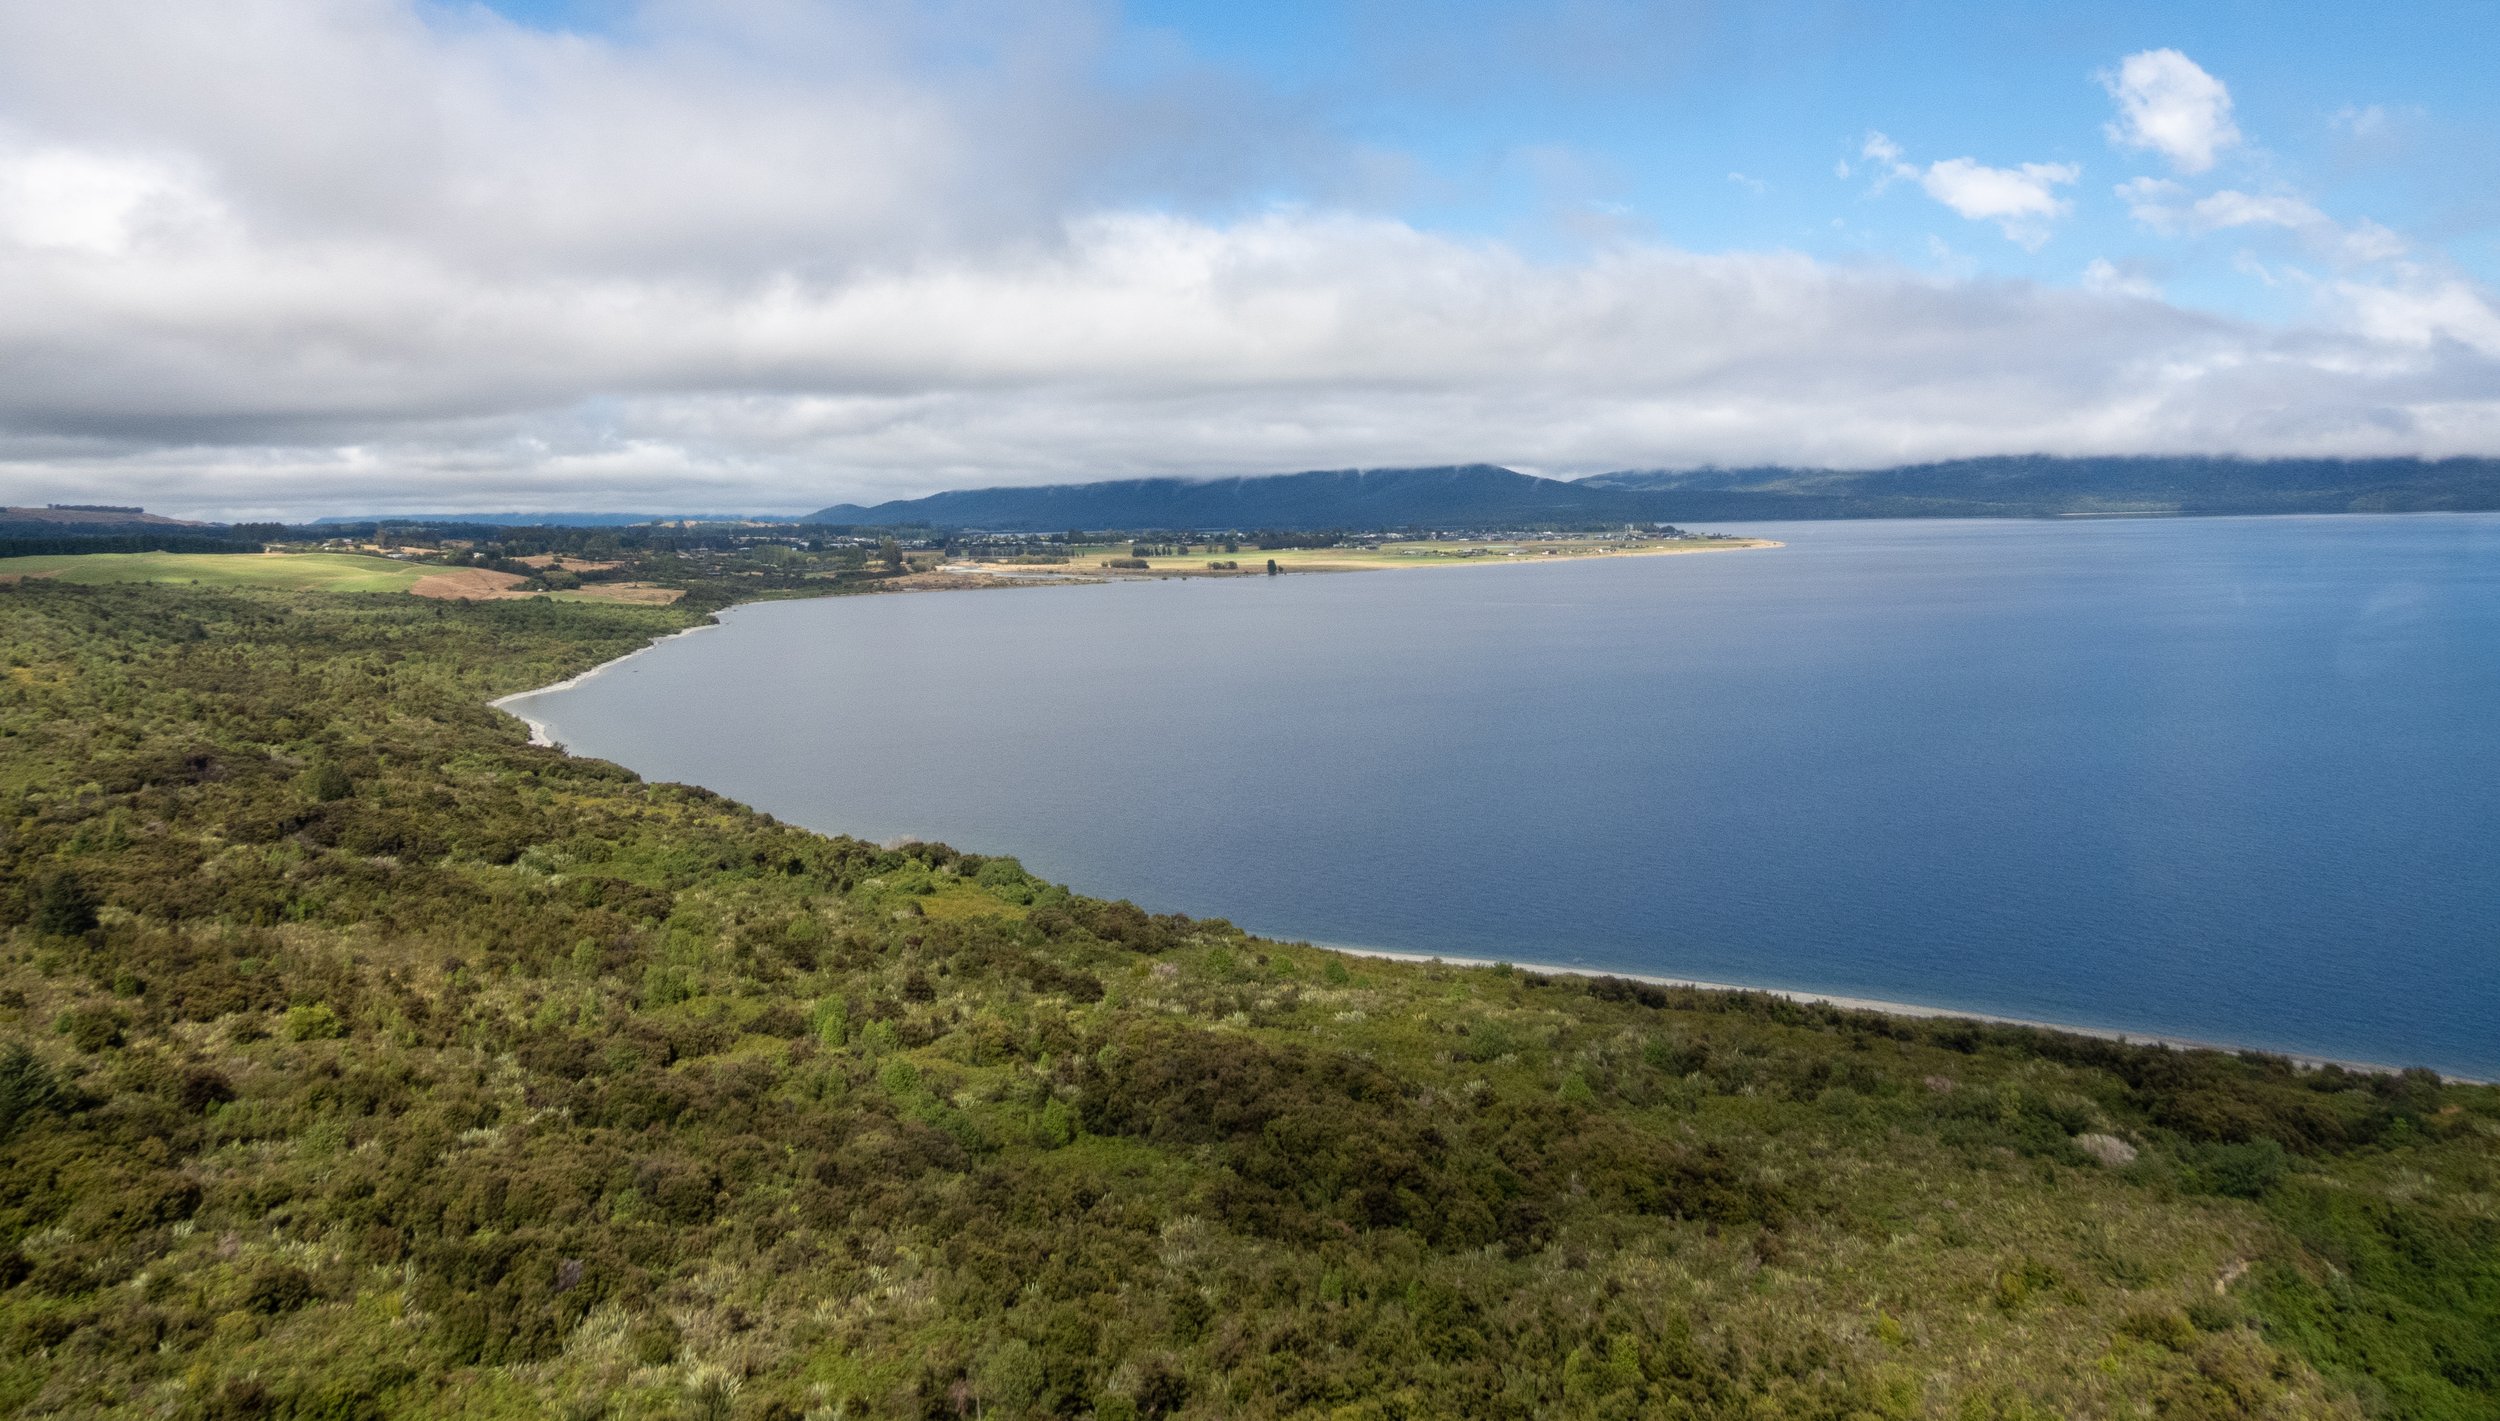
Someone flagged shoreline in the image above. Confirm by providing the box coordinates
[482,568,2480,1086]
[1318,943,2477,1082]
[1224,536,1786,575]
[907,535,1785,588]
[490,620,721,747]
[1297,536,1785,571]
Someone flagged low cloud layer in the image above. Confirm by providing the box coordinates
[0,4,2494,517]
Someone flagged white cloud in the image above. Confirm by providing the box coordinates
[2339,221,2408,263]
[0,4,2489,517]
[2100,49,2241,174]
[2083,258,2161,300]
[11,202,2497,515]
[1727,171,1767,195]
[1918,158,2078,249]
[2334,276,2500,356]
[0,140,214,253]
[1861,133,2078,248]
[2194,190,2329,231]
[2115,176,2190,231]
[2119,179,2408,264]
[2331,104,2390,138]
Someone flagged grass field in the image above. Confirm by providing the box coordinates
[0,549,430,592]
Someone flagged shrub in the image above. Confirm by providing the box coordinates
[243,1263,316,1314]
[2191,1139,2288,1199]
[2120,1300,2200,1350]
[810,996,849,1047]
[57,1006,126,1052]
[282,1002,346,1041]
[977,1339,1045,1413]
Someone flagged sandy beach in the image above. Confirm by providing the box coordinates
[1317,943,2470,1080]
[489,620,721,746]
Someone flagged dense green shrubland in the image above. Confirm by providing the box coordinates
[0,579,2494,1419]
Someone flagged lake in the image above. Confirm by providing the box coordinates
[506,515,2500,1078]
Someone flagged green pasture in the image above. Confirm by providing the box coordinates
[0,550,430,593]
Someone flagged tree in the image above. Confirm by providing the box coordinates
[33,871,97,937]
[0,1043,65,1142]
[878,538,904,571]
[1266,558,1279,575]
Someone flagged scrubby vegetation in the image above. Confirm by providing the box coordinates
[1,577,2495,1419]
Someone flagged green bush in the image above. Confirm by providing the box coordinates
[243,1263,317,1314]
[282,1002,345,1041]
[303,762,354,802]
[56,1006,126,1052]
[2190,1139,2289,1198]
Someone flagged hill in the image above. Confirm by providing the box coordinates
[0,506,203,530]
[1577,455,2500,519]
[1,576,2495,1418]
[805,457,2500,532]
[0,508,270,561]
[0,506,223,543]
[807,465,1656,531]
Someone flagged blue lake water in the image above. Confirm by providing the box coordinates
[508,515,2500,1078]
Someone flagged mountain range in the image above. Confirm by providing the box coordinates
[807,464,1647,532]
[805,455,2500,531]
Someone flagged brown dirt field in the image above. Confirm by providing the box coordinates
[515,554,623,571]
[410,568,683,603]
[409,568,534,600]
[556,582,685,604]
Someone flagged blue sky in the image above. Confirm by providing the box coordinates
[486,0,2500,319]
[1,1,2496,514]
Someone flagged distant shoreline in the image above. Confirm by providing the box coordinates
[1244,536,1785,573]
[890,534,1782,590]
[1317,943,2479,1082]
[1092,535,1782,579]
